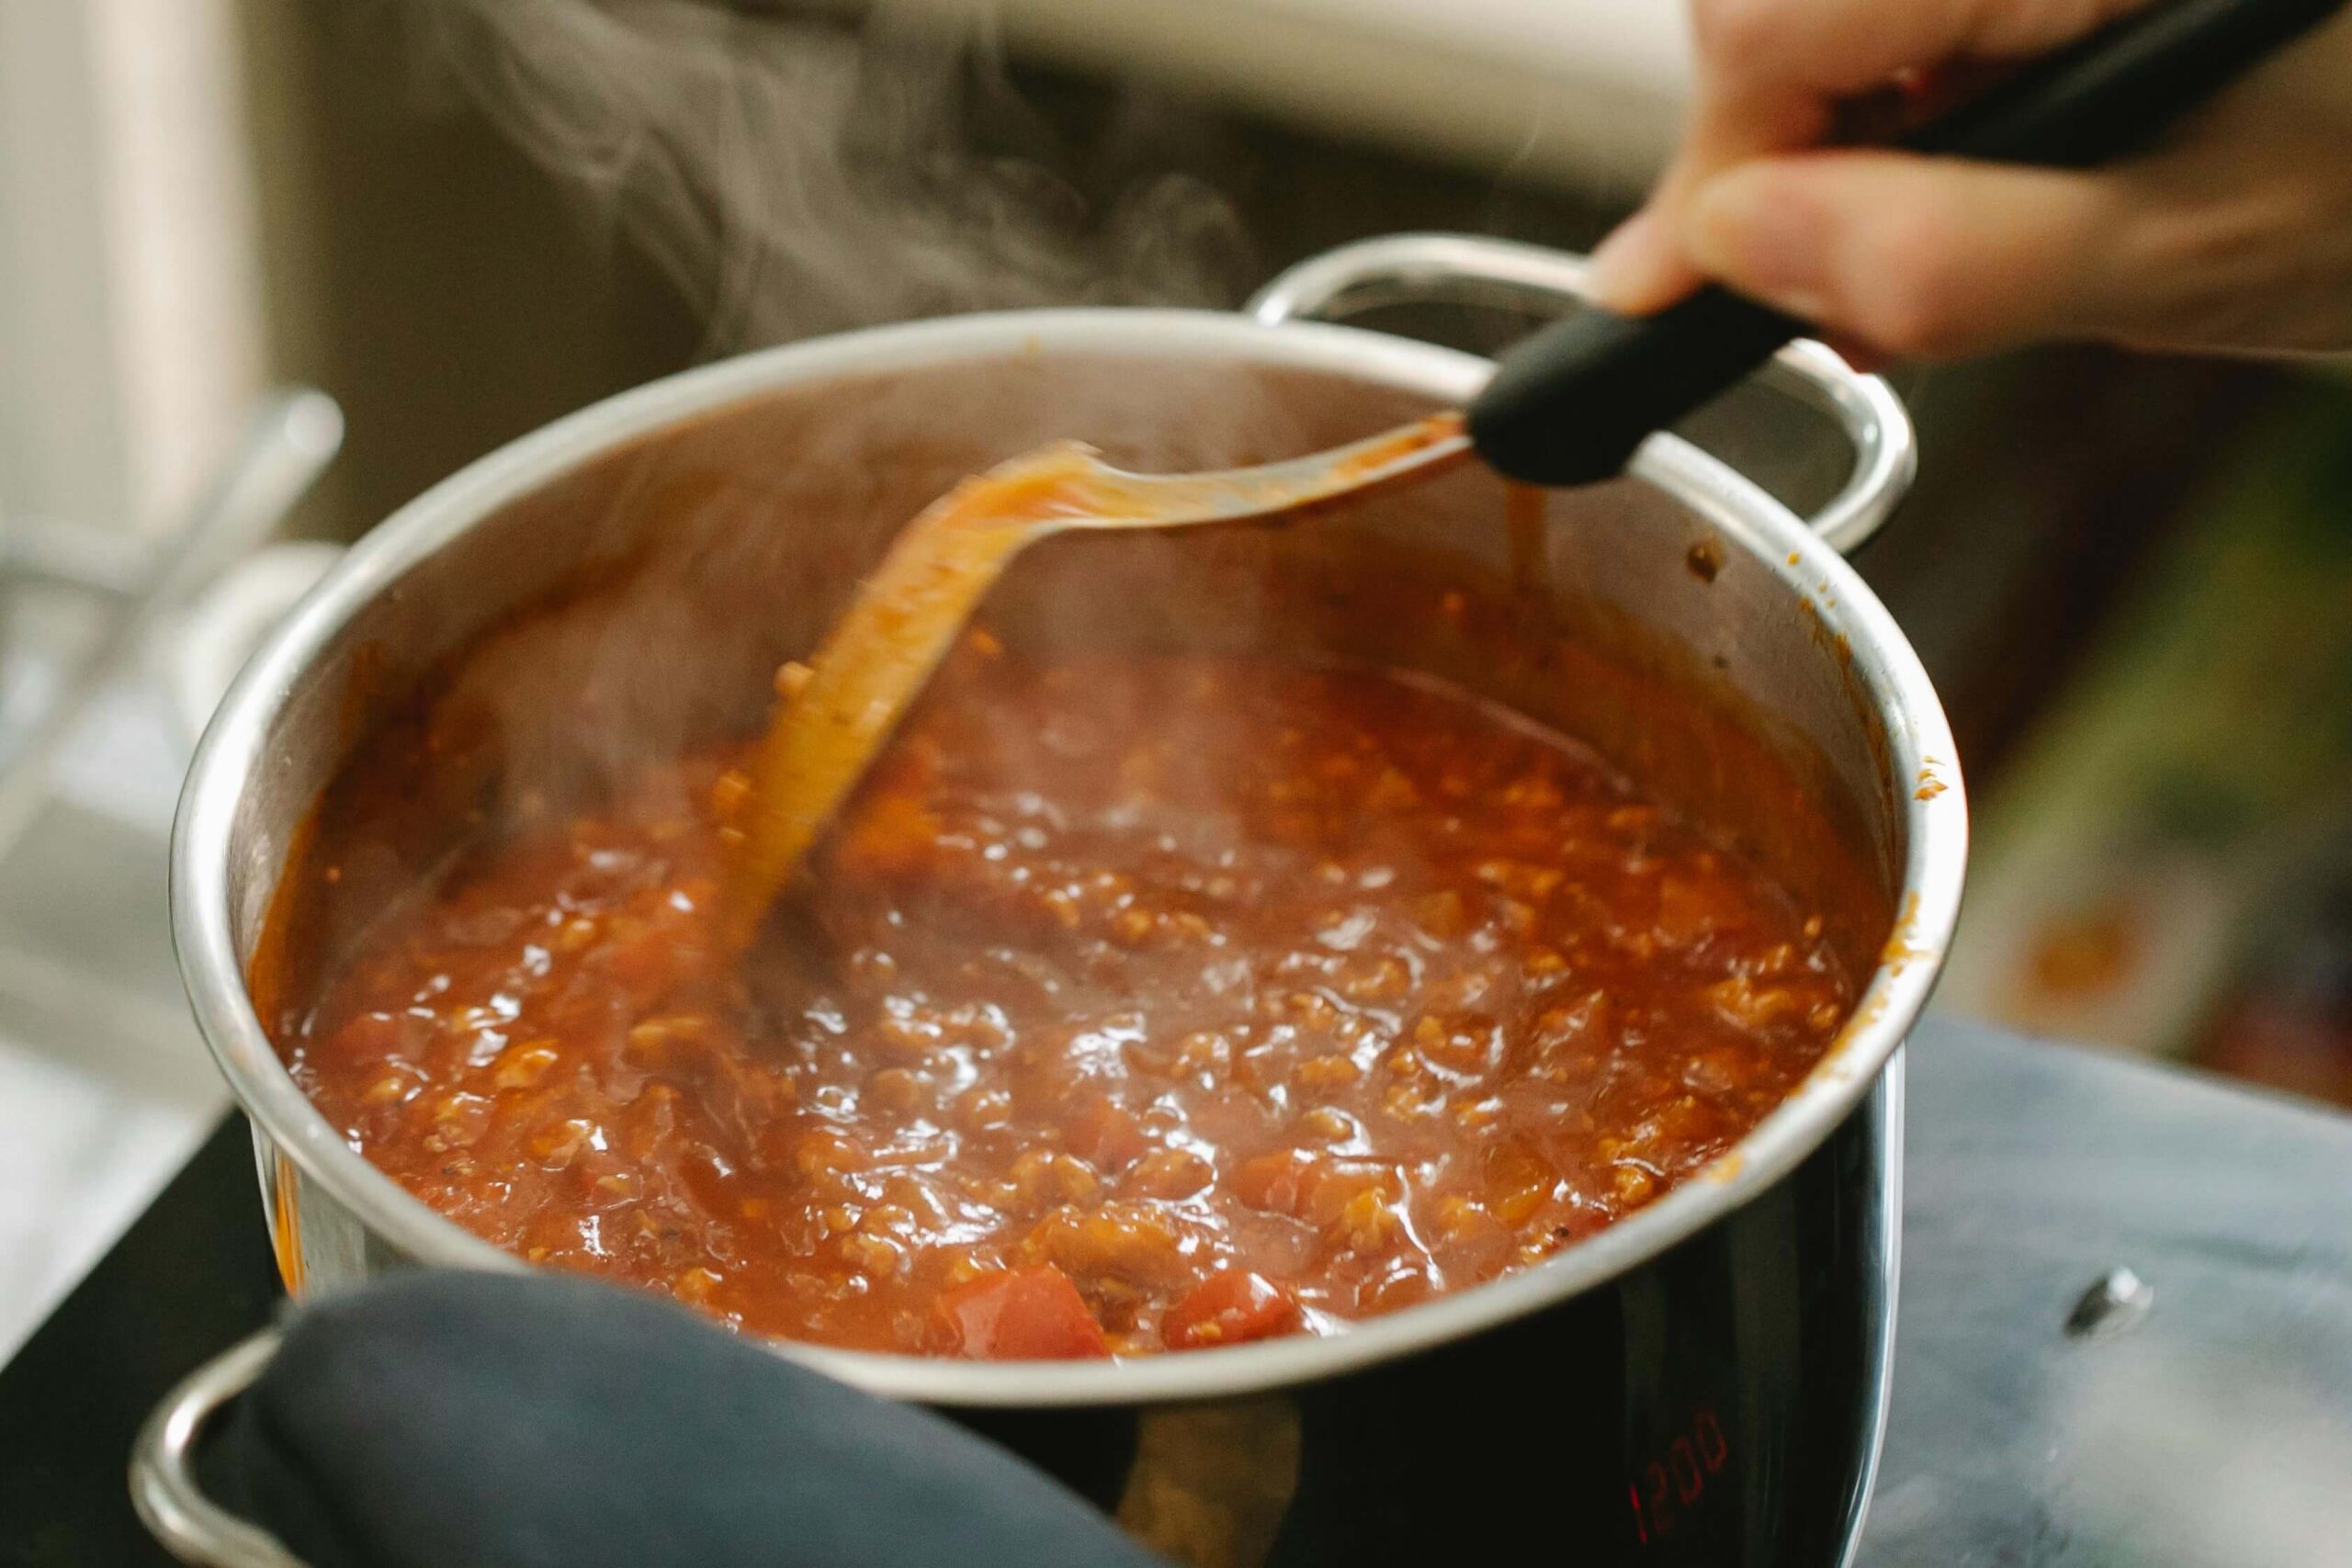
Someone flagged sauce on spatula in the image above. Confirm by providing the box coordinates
[718,416,1468,947]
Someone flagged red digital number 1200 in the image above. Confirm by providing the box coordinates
[1628,1406,1730,1545]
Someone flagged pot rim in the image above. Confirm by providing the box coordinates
[172,305,1966,1407]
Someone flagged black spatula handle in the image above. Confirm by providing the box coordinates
[1467,0,2347,487]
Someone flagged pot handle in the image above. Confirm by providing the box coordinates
[1244,233,1917,555]
[130,1331,309,1567]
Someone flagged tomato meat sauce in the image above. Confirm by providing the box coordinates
[272,650,1857,1358]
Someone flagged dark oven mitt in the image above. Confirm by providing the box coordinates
[195,1269,1172,1568]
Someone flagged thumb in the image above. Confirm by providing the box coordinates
[1679,151,2132,359]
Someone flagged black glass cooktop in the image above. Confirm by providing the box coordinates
[4,1018,2348,1567]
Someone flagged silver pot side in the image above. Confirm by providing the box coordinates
[171,239,1963,1411]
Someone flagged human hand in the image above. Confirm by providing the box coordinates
[1591,0,2352,360]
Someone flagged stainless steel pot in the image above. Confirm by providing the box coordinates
[155,234,1963,1562]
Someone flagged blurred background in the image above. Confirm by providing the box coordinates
[1,0,2346,1355]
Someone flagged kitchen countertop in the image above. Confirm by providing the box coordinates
[0,653,226,1364]
[3,1016,2348,1565]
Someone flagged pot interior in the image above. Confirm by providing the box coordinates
[238,346,1899,1021]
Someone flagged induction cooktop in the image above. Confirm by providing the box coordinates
[3,1020,2348,1568]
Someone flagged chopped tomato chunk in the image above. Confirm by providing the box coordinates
[1231,1149,1316,1215]
[1163,1269,1303,1350]
[933,1267,1109,1360]
[1067,1096,1148,1171]
[837,790,945,879]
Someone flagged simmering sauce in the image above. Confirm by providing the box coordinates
[278,647,1856,1357]
[720,420,1466,948]
[718,443,1096,951]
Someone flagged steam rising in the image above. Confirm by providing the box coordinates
[405,0,1251,347]
[372,0,1329,858]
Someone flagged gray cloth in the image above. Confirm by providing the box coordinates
[198,1270,1169,1568]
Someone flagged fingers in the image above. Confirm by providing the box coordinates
[1591,81,1833,312]
[1589,208,1707,316]
[1594,0,2154,312]
[1683,0,2147,98]
[1671,151,2130,357]
[1663,124,2352,360]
